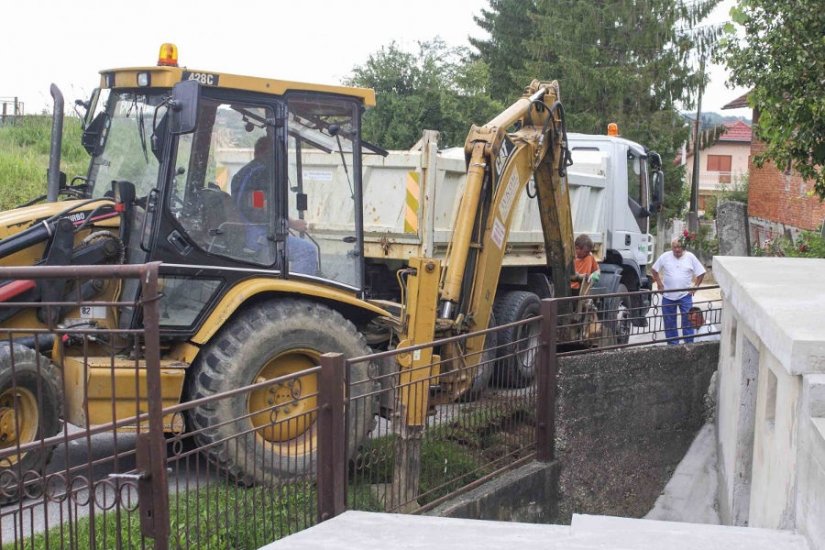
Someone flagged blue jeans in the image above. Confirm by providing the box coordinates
[662,295,694,344]
[243,227,318,275]
[288,234,318,275]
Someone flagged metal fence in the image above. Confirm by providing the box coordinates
[0,263,720,549]
[0,98,23,126]
[0,263,167,549]
[345,319,543,515]
[553,284,722,354]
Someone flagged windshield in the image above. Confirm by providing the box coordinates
[287,96,362,288]
[160,91,364,288]
[86,91,166,200]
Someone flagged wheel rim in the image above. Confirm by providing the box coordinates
[616,300,631,340]
[0,387,39,466]
[247,349,319,451]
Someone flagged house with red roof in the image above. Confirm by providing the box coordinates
[683,120,752,213]
[723,92,825,243]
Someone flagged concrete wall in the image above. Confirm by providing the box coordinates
[749,216,811,251]
[555,343,718,522]
[717,201,750,257]
[714,256,825,550]
[798,375,825,546]
[428,461,560,523]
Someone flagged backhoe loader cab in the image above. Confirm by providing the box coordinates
[81,66,375,293]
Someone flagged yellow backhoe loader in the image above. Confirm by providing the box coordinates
[0,44,574,497]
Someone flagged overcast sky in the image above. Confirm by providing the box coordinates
[4,0,748,117]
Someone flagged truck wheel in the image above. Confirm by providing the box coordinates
[606,284,631,345]
[493,291,541,388]
[0,343,62,505]
[460,313,498,401]
[187,299,376,485]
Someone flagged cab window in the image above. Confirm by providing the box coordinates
[169,99,276,266]
[627,150,647,232]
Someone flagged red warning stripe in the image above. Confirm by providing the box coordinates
[0,280,36,302]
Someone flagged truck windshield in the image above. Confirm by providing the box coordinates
[626,150,648,233]
[86,91,166,200]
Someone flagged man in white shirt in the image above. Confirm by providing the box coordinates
[688,307,720,342]
[651,238,706,344]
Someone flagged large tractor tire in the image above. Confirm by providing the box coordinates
[493,291,542,388]
[604,284,631,345]
[187,299,376,485]
[0,343,62,505]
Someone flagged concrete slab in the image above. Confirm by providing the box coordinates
[713,257,825,375]
[260,510,570,549]
[570,514,809,549]
[260,510,809,549]
[645,423,721,525]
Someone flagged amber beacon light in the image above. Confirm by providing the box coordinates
[607,122,619,136]
[157,43,179,67]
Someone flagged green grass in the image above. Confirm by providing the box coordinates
[5,481,319,550]
[9,405,535,549]
[351,402,535,507]
[0,115,89,211]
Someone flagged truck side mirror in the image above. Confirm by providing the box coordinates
[651,170,665,212]
[169,80,200,135]
[649,151,662,171]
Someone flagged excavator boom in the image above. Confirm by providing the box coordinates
[397,80,576,412]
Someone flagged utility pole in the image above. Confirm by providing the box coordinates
[688,55,705,235]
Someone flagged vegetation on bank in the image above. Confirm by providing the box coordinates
[3,481,317,550]
[752,230,825,259]
[0,116,88,210]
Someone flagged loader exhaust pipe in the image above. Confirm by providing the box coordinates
[47,84,64,203]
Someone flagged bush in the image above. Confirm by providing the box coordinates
[752,229,825,258]
[705,174,749,219]
[694,223,719,257]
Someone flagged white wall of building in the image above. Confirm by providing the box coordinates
[685,142,751,192]
[714,257,825,549]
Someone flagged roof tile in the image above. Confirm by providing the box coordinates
[720,120,752,143]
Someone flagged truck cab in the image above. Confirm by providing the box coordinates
[567,132,662,298]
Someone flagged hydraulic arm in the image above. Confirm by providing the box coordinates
[397,80,576,413]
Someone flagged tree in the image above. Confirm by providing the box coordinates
[719,1,825,200]
[345,39,504,149]
[470,0,538,103]
[472,0,722,218]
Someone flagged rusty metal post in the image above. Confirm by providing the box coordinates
[140,262,169,548]
[317,352,346,521]
[536,298,558,462]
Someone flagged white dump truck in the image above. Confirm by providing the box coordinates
[356,129,662,333]
[220,128,663,382]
